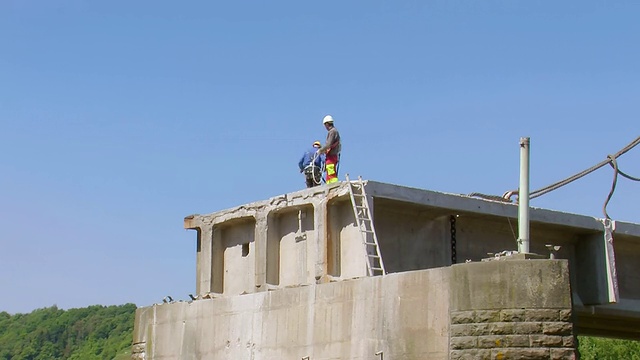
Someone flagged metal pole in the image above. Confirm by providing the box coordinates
[518,137,530,253]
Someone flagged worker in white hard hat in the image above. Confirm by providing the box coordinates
[316,115,341,184]
[298,141,325,188]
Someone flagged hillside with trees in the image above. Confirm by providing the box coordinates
[0,304,135,360]
[1,303,640,359]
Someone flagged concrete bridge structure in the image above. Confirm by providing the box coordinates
[132,179,640,359]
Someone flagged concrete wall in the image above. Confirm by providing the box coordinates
[132,260,575,360]
[216,217,256,295]
[374,199,451,272]
[327,198,366,279]
[134,266,451,360]
[266,205,315,287]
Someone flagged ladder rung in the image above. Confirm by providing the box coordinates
[365,242,376,245]
[367,254,380,258]
[372,267,384,271]
[358,217,370,221]
[361,229,374,233]
[352,193,365,197]
[356,205,367,208]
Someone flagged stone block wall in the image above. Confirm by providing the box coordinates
[131,342,145,360]
[450,309,576,360]
[449,259,577,360]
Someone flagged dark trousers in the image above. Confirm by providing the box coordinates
[304,165,322,188]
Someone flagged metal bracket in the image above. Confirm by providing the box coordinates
[601,218,619,303]
[545,244,561,259]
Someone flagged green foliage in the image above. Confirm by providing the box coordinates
[578,336,640,360]
[0,304,136,360]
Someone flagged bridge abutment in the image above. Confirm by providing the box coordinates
[132,259,577,359]
[135,180,640,358]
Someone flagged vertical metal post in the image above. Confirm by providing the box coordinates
[518,137,530,253]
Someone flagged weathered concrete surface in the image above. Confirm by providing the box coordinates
[133,260,576,359]
[450,260,572,311]
[179,180,640,339]
[134,267,451,360]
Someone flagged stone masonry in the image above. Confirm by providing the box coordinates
[450,309,576,360]
[449,259,577,360]
[130,342,145,360]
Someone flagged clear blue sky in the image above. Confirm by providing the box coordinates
[1,1,639,314]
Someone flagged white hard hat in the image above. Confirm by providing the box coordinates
[322,115,334,124]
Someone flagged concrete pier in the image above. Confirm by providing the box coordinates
[133,179,640,359]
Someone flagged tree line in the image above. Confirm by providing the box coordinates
[0,304,135,360]
[1,303,639,359]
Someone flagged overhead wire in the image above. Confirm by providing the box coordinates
[526,136,640,201]
[602,153,640,219]
[468,136,640,220]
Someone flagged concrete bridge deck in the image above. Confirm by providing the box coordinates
[182,179,640,340]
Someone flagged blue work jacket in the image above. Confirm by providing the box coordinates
[299,148,324,171]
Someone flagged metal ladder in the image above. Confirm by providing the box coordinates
[345,174,386,276]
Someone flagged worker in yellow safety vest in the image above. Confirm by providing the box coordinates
[316,115,341,184]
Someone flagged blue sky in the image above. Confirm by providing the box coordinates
[1,1,639,314]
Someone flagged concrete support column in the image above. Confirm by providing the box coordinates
[449,259,577,360]
[211,225,224,294]
[254,213,269,292]
[314,200,328,282]
[195,226,213,296]
[265,212,279,286]
[302,206,315,286]
[574,230,619,305]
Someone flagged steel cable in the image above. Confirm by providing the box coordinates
[468,136,640,219]
[527,136,640,199]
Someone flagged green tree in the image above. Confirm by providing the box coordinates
[578,336,640,360]
[0,304,136,360]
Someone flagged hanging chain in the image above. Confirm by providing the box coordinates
[450,215,457,264]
